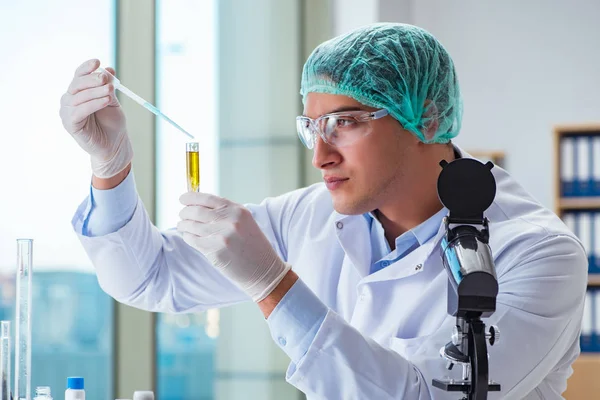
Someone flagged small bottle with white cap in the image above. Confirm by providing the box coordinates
[33,386,53,400]
[133,390,154,400]
[65,377,85,400]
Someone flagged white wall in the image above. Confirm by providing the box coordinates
[330,0,600,210]
[332,0,378,36]
[413,0,600,209]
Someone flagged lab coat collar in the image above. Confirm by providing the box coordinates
[333,210,449,283]
[405,207,447,246]
[361,218,447,284]
[333,212,373,278]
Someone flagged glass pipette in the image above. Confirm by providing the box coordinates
[97,68,194,140]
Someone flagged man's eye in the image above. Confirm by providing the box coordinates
[336,118,356,128]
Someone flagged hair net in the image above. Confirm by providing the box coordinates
[300,23,462,144]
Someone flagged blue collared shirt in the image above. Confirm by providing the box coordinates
[81,169,138,237]
[365,209,446,274]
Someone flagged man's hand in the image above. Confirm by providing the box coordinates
[59,59,133,179]
[177,192,291,302]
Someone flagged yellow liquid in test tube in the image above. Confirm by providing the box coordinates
[186,142,200,192]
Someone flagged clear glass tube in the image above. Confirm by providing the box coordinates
[0,321,11,400]
[15,239,33,400]
[186,142,200,192]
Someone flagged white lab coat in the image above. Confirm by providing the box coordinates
[73,148,587,399]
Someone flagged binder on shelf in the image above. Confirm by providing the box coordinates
[576,136,590,197]
[590,211,597,274]
[577,212,594,274]
[561,136,575,197]
[593,136,600,196]
[588,288,600,352]
[582,289,594,352]
[595,212,600,274]
[562,212,576,235]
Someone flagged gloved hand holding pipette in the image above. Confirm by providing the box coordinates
[96,67,194,140]
[59,59,133,179]
[60,59,194,180]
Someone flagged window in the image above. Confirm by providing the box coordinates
[154,2,302,399]
[155,1,218,399]
[0,1,116,398]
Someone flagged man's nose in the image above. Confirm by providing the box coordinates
[312,134,340,170]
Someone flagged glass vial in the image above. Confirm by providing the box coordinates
[186,142,200,192]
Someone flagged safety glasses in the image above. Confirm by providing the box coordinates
[296,108,389,149]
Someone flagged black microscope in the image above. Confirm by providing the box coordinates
[432,157,501,400]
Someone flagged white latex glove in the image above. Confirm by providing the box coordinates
[59,59,133,179]
[177,192,291,302]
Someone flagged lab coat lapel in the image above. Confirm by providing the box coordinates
[362,222,447,284]
[334,213,372,278]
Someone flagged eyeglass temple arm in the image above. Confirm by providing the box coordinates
[371,109,389,119]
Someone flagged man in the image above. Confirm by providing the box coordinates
[60,23,587,399]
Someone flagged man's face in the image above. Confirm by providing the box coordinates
[304,92,421,215]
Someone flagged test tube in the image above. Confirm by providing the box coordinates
[15,239,33,400]
[186,142,200,192]
[0,321,11,400]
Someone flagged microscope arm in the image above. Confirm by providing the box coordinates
[470,319,489,400]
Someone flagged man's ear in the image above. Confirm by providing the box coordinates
[422,100,439,141]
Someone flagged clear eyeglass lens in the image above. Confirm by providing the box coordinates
[320,115,364,146]
[297,119,314,149]
[297,113,375,149]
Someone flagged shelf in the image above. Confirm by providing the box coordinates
[554,124,600,135]
[559,197,600,210]
[554,126,600,400]
[564,354,600,399]
[576,353,600,360]
[468,150,506,159]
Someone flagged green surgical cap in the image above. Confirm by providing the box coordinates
[300,23,462,144]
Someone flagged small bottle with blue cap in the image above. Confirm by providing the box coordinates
[65,377,85,400]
